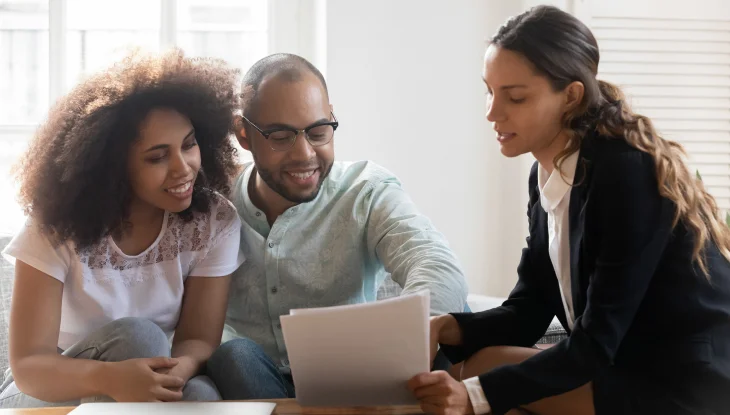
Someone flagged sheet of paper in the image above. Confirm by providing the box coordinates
[67,402,276,415]
[281,290,430,406]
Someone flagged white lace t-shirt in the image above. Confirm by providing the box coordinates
[3,195,244,350]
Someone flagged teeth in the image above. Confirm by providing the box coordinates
[289,171,315,179]
[168,181,191,194]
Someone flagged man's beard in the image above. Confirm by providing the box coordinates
[253,154,333,204]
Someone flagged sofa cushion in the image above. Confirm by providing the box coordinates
[0,236,13,375]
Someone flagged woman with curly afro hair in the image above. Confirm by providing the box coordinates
[0,49,244,407]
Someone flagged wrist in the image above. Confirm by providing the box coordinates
[465,391,475,415]
[87,361,113,396]
[170,355,200,381]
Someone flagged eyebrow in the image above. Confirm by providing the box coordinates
[482,77,528,90]
[144,128,195,153]
[501,85,528,90]
[262,118,331,130]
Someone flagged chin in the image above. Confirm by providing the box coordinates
[170,203,193,213]
[278,176,326,204]
[285,188,321,204]
[161,198,194,214]
[499,146,526,158]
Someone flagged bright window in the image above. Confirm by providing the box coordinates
[0,0,281,236]
[576,0,730,211]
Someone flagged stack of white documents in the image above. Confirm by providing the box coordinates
[281,291,430,406]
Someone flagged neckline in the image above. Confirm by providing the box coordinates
[108,211,169,258]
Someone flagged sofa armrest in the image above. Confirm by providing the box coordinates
[466,294,567,345]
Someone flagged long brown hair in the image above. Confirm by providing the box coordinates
[492,5,730,275]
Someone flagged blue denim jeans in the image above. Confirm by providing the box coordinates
[207,338,295,400]
[0,317,220,408]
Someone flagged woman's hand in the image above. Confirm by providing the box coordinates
[100,357,185,402]
[429,314,463,365]
[408,370,474,415]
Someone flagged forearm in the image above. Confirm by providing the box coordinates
[382,224,468,315]
[12,353,110,402]
[400,268,468,315]
[366,181,468,315]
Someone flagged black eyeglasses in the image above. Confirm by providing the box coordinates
[242,112,339,152]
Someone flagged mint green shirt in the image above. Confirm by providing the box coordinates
[224,161,468,369]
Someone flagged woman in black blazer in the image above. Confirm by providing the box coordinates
[408,5,730,415]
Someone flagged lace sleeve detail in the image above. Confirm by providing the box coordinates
[210,196,241,252]
[187,194,243,277]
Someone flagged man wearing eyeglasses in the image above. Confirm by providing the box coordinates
[206,53,468,400]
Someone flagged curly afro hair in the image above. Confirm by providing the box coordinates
[14,48,241,249]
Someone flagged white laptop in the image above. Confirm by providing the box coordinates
[67,402,276,415]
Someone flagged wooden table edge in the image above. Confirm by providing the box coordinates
[0,398,424,415]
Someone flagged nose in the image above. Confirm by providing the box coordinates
[486,96,506,123]
[169,149,192,178]
[288,130,317,160]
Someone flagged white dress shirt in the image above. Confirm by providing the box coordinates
[464,152,580,414]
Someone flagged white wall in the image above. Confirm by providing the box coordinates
[0,0,547,296]
[321,0,535,296]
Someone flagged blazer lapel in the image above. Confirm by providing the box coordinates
[568,138,596,319]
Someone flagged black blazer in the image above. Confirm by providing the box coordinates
[442,134,730,414]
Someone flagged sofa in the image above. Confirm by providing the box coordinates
[0,236,14,376]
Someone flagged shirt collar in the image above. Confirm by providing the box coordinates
[239,163,309,226]
[240,164,262,218]
[237,163,273,239]
[537,149,579,212]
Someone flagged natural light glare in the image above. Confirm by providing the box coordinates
[0,0,49,126]
[0,0,268,237]
[65,0,161,86]
[177,0,268,71]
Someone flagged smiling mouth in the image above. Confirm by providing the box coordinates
[496,132,516,142]
[165,181,192,194]
[287,171,316,180]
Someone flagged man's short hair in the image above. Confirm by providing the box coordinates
[241,53,328,116]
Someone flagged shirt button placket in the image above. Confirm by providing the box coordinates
[266,223,286,360]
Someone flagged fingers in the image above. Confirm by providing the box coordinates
[156,373,186,389]
[408,370,450,391]
[145,357,179,370]
[419,402,441,414]
[412,384,450,400]
[419,399,461,415]
[410,372,468,415]
[154,386,184,402]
